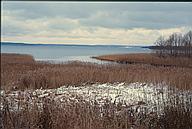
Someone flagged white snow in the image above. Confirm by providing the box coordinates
[1,82,191,114]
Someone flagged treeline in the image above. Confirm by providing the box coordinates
[152,31,192,57]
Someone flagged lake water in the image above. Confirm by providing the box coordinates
[1,43,151,63]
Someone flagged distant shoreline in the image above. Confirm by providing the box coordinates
[92,53,192,68]
[1,42,152,48]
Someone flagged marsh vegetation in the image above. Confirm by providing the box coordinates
[1,31,192,129]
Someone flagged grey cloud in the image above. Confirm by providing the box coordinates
[3,2,192,19]
[46,18,80,31]
[1,24,33,37]
[2,2,192,37]
[2,2,97,19]
[80,7,192,29]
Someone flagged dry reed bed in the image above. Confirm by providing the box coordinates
[1,53,192,129]
[1,54,192,91]
[93,53,192,68]
[1,83,192,129]
[1,53,35,64]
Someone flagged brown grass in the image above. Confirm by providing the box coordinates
[1,53,35,64]
[1,53,192,91]
[1,53,192,129]
[93,53,192,68]
[1,92,192,129]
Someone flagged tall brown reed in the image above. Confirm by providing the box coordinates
[1,54,192,91]
[1,89,192,129]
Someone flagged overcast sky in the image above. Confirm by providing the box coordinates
[1,2,192,45]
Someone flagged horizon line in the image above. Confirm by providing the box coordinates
[1,41,151,46]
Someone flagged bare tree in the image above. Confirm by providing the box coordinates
[154,36,165,57]
[153,31,192,57]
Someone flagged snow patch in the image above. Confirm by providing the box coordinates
[1,82,191,114]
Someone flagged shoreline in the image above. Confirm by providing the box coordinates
[1,53,192,129]
[92,53,192,68]
[1,53,192,91]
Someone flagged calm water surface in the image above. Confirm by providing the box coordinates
[1,43,151,63]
